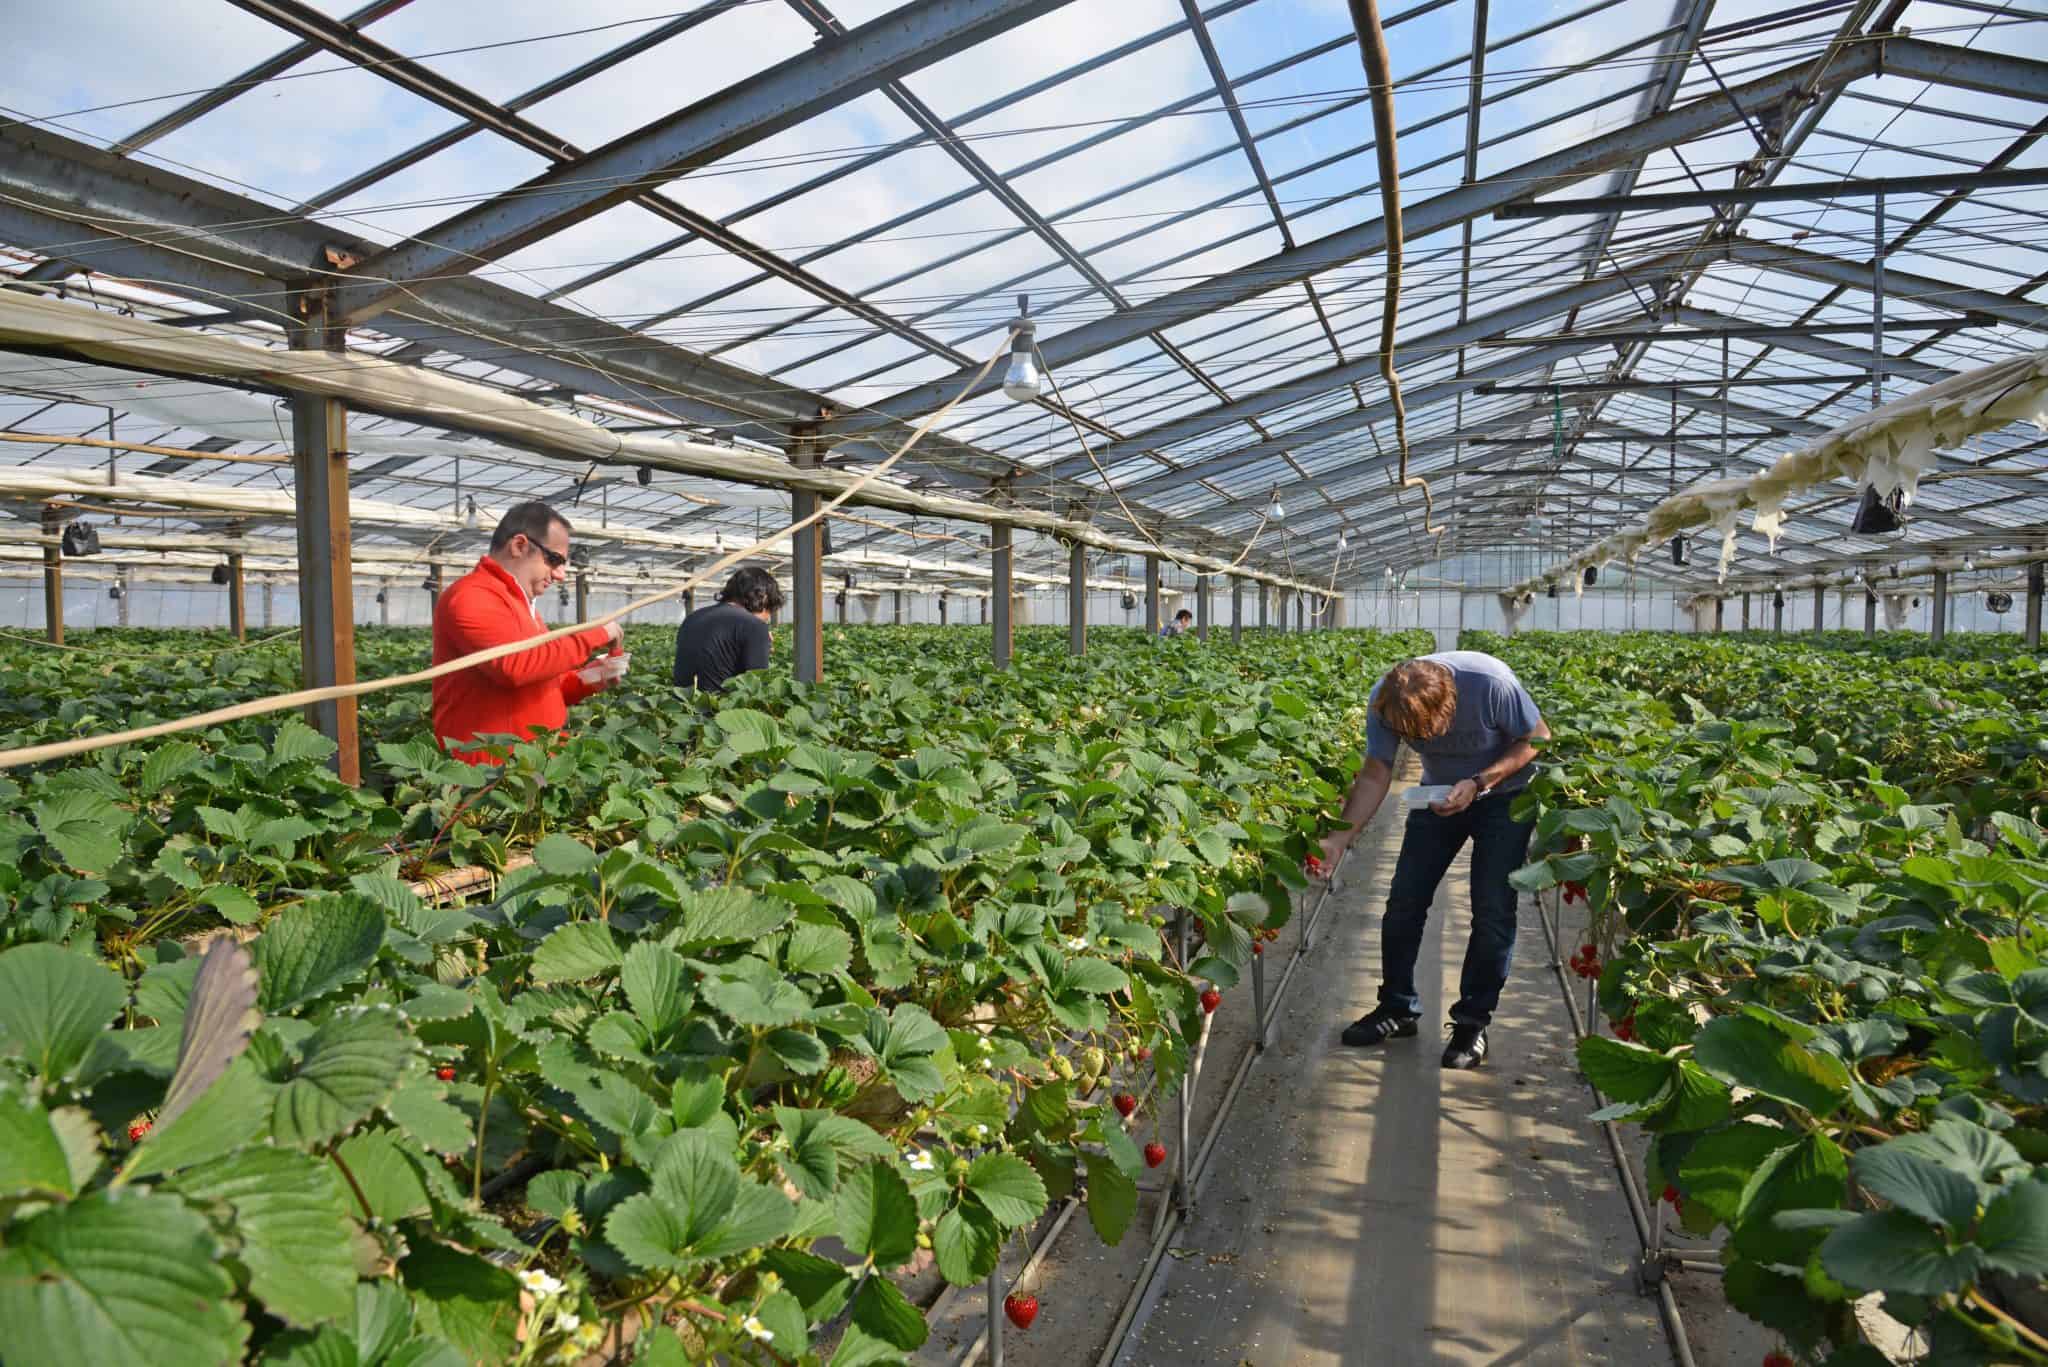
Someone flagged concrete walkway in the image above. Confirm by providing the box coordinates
[1105,773,1671,1367]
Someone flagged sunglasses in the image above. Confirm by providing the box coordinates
[523,537,568,570]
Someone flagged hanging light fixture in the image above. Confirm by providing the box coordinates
[1000,294,1042,403]
[1268,490,1285,523]
[60,521,102,556]
[1963,554,1976,572]
[464,496,480,531]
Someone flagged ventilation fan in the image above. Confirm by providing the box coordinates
[1670,535,1686,567]
[374,590,388,605]
[107,584,123,601]
[1849,485,1905,536]
[1545,582,1558,599]
[1582,565,1598,587]
[210,563,230,586]
[1120,591,1136,611]
[1989,591,2014,614]
[60,521,102,556]
[636,465,652,487]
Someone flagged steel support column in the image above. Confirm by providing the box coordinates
[938,593,949,626]
[791,434,824,684]
[230,551,250,642]
[288,296,359,786]
[39,508,61,645]
[116,566,130,627]
[426,560,443,615]
[1714,597,1724,633]
[1931,569,1948,644]
[1068,541,1086,656]
[1195,573,1210,643]
[992,522,1014,670]
[893,589,903,624]
[1813,584,1826,635]
[1864,590,1878,638]
[1772,590,1784,635]
[2029,564,2044,651]
[1144,555,1161,636]
[1231,577,1243,645]
[574,569,590,625]
[1259,583,1269,632]
[1741,593,1751,631]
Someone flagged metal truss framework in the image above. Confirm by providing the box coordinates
[0,0,2044,596]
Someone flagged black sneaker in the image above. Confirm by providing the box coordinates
[1442,1022,1488,1069]
[1342,1006,1420,1047]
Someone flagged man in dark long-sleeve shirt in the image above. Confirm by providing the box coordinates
[673,566,782,693]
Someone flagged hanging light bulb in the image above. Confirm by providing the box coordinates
[1963,554,1976,572]
[1001,294,1042,403]
[1336,531,1348,552]
[1384,564,1394,580]
[1268,490,1285,523]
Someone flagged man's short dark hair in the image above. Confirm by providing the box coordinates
[490,501,570,552]
[719,566,784,614]
[1174,608,1194,623]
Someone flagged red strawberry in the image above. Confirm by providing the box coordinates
[1252,942,1264,957]
[1304,854,1325,877]
[1200,988,1221,1014]
[1662,1185,1680,1205]
[436,1066,457,1082]
[1003,1293,1039,1330]
[1144,1142,1167,1169]
[127,1119,152,1143]
[1113,1093,1137,1118]
[1135,1046,1153,1063]
[1762,1355,1794,1367]
[1613,1013,1636,1042]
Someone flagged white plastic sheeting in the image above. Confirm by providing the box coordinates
[1506,349,2048,600]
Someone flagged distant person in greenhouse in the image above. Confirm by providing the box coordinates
[1314,651,1550,1070]
[431,501,624,764]
[1160,608,1195,638]
[673,566,782,693]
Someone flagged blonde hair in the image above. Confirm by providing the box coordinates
[1375,660,1457,740]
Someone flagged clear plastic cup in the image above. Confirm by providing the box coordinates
[1402,784,1455,809]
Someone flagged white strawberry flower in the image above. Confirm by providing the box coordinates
[519,1268,565,1298]
[556,1312,580,1333]
[968,1124,988,1139]
[573,1322,605,1349]
[742,1316,774,1343]
[905,1147,935,1172]
[1065,936,1089,951]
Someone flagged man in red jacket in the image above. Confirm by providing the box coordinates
[432,501,623,763]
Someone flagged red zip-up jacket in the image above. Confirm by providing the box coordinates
[431,555,611,764]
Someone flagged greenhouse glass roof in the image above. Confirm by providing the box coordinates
[1,0,2045,590]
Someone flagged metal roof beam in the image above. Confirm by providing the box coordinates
[1046,252,1702,481]
[324,0,1078,326]
[1720,239,2048,334]
[840,36,1903,433]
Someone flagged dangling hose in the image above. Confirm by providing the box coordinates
[1348,0,1445,544]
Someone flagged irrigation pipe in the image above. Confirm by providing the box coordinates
[1533,887,1701,1367]
[0,334,1007,771]
[1347,0,1447,547]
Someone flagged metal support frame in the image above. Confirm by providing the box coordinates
[1231,577,1243,645]
[1144,555,1162,636]
[574,569,590,626]
[288,294,359,786]
[115,566,130,627]
[1259,583,1269,632]
[39,506,61,645]
[2029,564,2044,651]
[791,435,824,685]
[1495,163,2048,218]
[1713,597,1724,633]
[893,589,904,625]
[323,0,1076,325]
[1931,568,1948,644]
[992,523,1014,670]
[228,551,247,642]
[1864,589,1878,638]
[1740,592,1751,632]
[939,592,949,625]
[1813,583,1826,636]
[1773,589,1785,635]
[1194,572,1210,642]
[1068,541,1086,656]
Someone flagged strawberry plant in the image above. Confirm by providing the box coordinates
[1486,629,2048,1363]
[0,624,1431,1362]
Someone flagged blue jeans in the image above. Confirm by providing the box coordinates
[1377,792,1534,1027]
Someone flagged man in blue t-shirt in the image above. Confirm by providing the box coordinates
[1313,651,1549,1069]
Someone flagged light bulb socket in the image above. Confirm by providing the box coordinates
[1000,319,1041,403]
